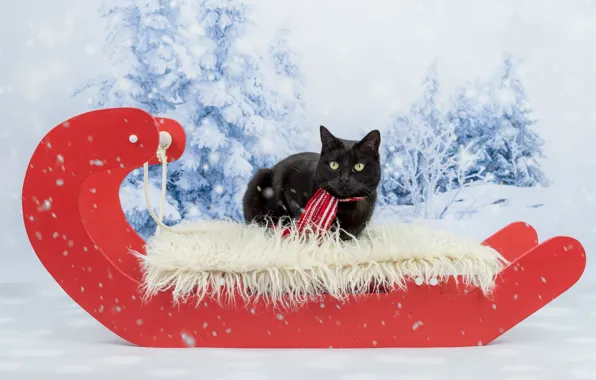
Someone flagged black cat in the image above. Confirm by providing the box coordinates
[243,126,381,240]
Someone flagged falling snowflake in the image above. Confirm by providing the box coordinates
[208,151,220,164]
[187,205,200,217]
[391,156,404,169]
[180,331,196,347]
[412,321,423,330]
[36,200,52,212]
[262,187,274,199]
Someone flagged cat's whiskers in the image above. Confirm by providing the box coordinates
[357,185,376,198]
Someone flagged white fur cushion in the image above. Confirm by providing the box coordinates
[136,221,507,307]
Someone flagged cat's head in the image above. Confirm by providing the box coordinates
[315,125,382,199]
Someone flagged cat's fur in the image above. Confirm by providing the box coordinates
[243,126,382,240]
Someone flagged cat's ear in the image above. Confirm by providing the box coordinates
[320,125,341,151]
[356,129,381,153]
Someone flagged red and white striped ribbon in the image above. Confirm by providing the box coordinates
[281,188,365,238]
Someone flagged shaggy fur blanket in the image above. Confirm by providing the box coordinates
[136,221,507,307]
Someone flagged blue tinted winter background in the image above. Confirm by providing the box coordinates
[1,0,596,379]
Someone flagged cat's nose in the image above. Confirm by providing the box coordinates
[339,177,349,184]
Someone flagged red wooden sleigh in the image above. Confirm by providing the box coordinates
[21,108,586,348]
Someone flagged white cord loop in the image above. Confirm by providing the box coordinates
[142,132,189,235]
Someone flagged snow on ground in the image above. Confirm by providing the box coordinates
[1,184,595,380]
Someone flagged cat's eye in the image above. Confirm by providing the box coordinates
[329,161,339,170]
[354,162,365,172]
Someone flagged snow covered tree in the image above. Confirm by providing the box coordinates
[448,54,548,187]
[74,0,186,238]
[380,116,411,207]
[78,0,187,113]
[381,64,484,218]
[383,116,482,218]
[77,0,306,236]
[381,64,448,207]
[266,27,309,153]
[380,56,546,218]
[167,0,299,222]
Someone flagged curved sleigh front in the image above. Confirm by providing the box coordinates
[22,108,587,348]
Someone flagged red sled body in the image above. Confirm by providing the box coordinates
[21,108,586,348]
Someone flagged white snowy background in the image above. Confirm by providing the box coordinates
[1,0,596,379]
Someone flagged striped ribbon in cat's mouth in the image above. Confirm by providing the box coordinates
[281,188,366,238]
